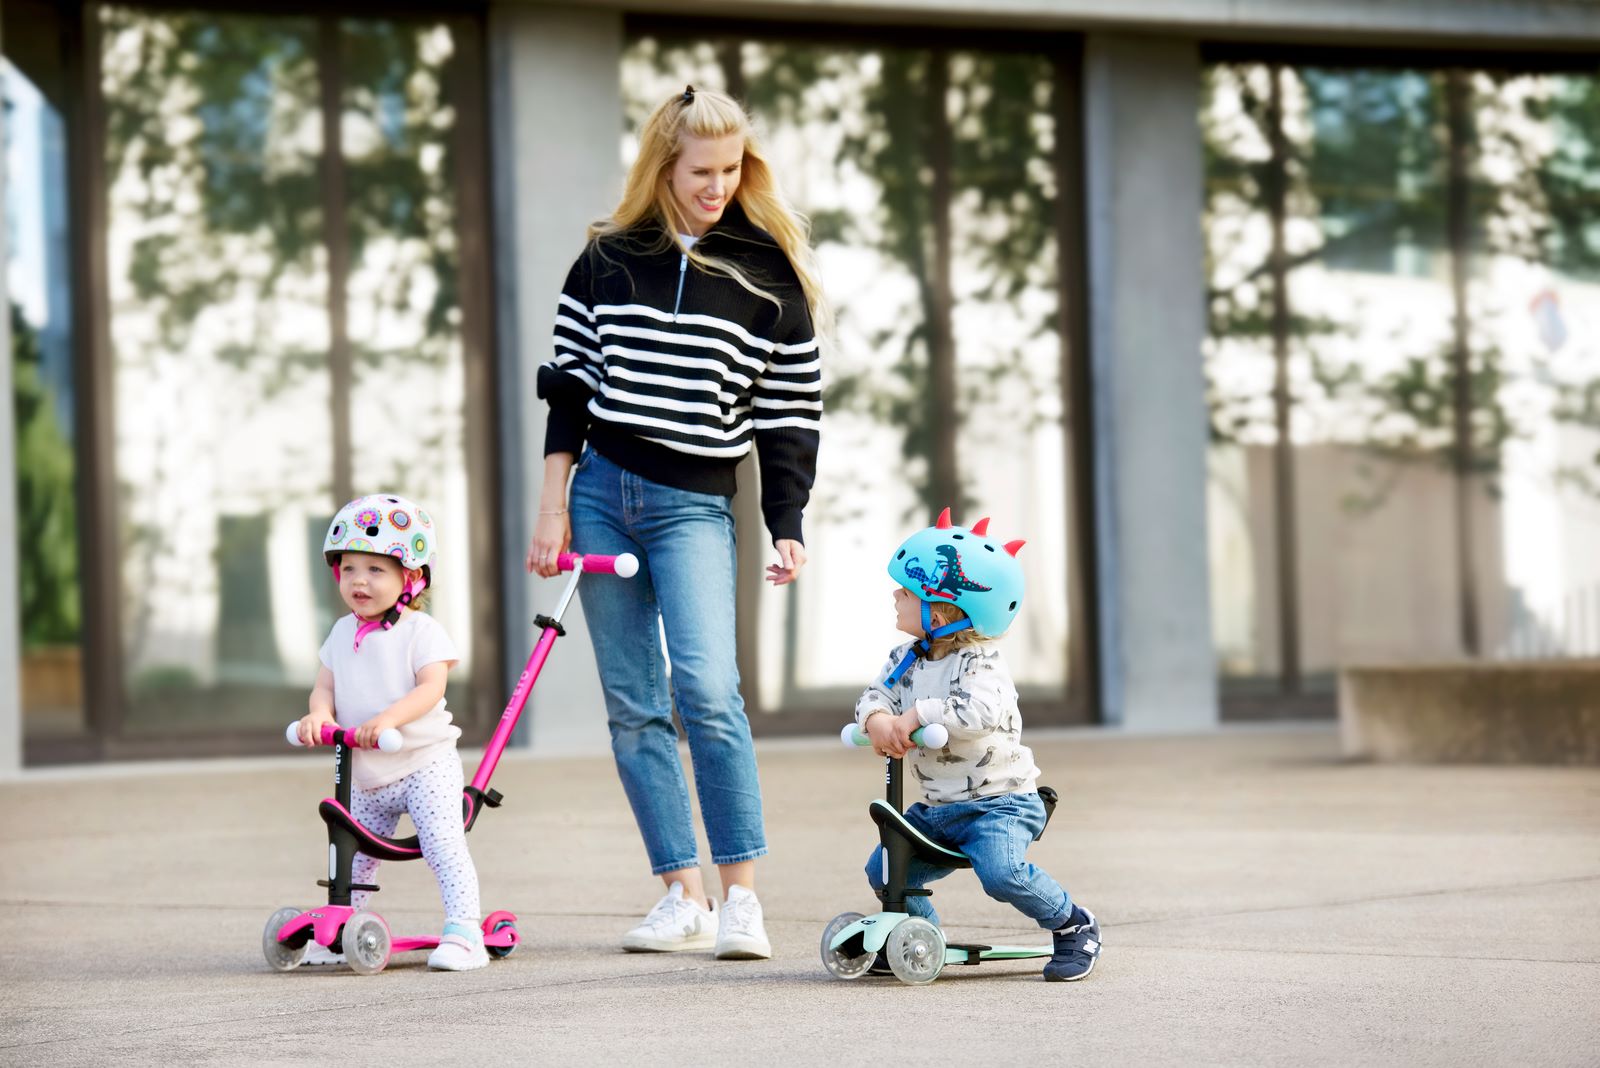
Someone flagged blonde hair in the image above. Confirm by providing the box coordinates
[925,602,990,660]
[591,87,833,339]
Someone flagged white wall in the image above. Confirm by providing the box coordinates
[491,4,625,752]
[1083,34,1218,730]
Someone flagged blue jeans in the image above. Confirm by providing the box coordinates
[569,447,767,875]
[864,792,1072,930]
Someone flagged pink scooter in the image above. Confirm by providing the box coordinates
[263,551,639,975]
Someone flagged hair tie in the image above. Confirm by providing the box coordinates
[680,84,695,105]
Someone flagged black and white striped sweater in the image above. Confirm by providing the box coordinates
[537,201,821,544]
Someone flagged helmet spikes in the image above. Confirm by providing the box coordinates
[970,517,991,536]
[1004,539,1026,557]
[934,507,953,529]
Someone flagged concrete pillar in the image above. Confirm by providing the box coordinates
[1082,34,1218,730]
[489,4,623,752]
[0,45,22,776]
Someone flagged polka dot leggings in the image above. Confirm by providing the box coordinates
[350,747,480,922]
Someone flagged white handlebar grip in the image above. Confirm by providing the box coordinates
[376,729,403,753]
[840,722,947,749]
[614,552,640,578]
[286,722,305,747]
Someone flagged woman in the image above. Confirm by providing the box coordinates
[526,86,828,960]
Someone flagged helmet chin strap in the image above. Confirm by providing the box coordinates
[883,598,973,687]
[332,566,428,652]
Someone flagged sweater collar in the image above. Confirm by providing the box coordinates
[642,198,776,251]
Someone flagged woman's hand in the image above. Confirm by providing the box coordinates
[526,511,572,578]
[528,452,576,578]
[766,538,807,586]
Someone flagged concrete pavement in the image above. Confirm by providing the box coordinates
[2,725,1597,1066]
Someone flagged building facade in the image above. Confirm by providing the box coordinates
[3,0,1597,768]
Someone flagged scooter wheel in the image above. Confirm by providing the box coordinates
[486,919,518,959]
[341,911,392,975]
[820,911,874,980]
[885,917,945,986]
[262,907,309,972]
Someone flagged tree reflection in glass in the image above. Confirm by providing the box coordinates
[624,36,1073,707]
[1204,61,1600,691]
[102,9,475,730]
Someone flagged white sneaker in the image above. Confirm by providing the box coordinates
[621,882,718,953]
[714,884,772,960]
[302,942,346,966]
[428,922,489,972]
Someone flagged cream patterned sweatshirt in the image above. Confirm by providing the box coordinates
[854,641,1040,804]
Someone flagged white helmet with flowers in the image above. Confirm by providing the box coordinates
[322,493,437,642]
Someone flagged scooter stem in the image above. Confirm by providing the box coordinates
[468,563,598,793]
[471,624,558,792]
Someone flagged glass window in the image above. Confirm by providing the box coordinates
[1204,58,1600,701]
[622,32,1080,724]
[341,18,478,711]
[1205,63,1464,697]
[5,17,85,741]
[946,50,1070,693]
[1291,67,1461,686]
[99,8,484,734]
[1470,72,1600,659]
[1203,64,1282,687]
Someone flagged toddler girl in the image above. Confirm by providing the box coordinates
[295,493,485,972]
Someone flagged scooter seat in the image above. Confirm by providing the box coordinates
[319,799,423,862]
[869,799,972,869]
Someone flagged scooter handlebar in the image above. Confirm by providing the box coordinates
[556,552,639,578]
[841,722,948,751]
[285,721,403,753]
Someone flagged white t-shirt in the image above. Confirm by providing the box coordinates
[319,611,462,790]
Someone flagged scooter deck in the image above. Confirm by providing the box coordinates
[945,941,1052,965]
[387,925,518,955]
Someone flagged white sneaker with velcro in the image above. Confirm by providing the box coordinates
[428,921,490,971]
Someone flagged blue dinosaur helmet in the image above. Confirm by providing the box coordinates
[887,508,1026,638]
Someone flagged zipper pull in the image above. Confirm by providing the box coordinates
[673,253,688,321]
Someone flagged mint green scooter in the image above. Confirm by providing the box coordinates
[821,723,1059,985]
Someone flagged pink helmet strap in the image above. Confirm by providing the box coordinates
[350,572,428,651]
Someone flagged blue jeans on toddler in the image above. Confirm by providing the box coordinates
[865,791,1072,930]
[569,447,767,875]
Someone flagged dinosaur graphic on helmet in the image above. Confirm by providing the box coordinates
[888,508,1026,639]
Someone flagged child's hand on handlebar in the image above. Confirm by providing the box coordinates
[352,713,402,751]
[298,711,335,747]
[864,709,917,758]
[889,709,923,751]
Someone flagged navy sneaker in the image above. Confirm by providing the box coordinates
[868,950,893,975]
[1043,906,1101,982]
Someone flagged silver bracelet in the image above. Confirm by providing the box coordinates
[539,509,567,516]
